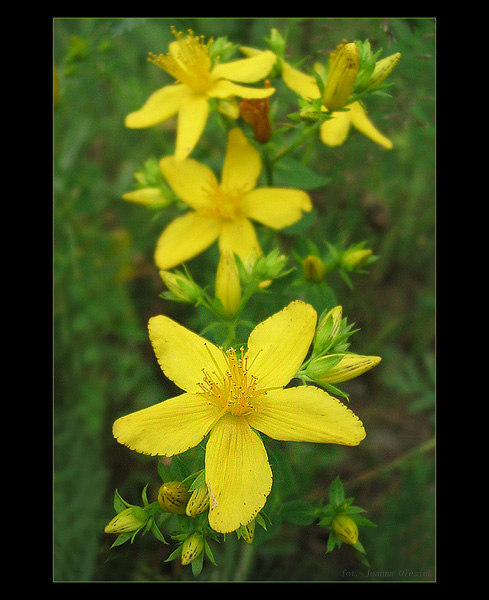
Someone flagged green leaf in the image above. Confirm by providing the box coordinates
[157,461,174,483]
[110,531,132,548]
[328,476,345,506]
[273,156,331,190]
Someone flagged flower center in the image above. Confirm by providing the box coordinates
[149,28,212,93]
[198,345,268,417]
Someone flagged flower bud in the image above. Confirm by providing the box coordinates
[181,532,205,566]
[160,270,202,303]
[186,485,210,517]
[240,519,255,544]
[104,507,146,534]
[332,514,358,545]
[215,250,242,315]
[367,52,401,89]
[341,248,372,271]
[157,481,191,514]
[315,306,343,351]
[302,255,326,282]
[122,187,170,208]
[217,97,240,120]
[308,353,381,384]
[322,43,360,111]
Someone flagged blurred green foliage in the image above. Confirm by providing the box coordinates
[53,17,435,581]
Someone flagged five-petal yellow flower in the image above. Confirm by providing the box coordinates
[155,127,312,270]
[125,29,277,161]
[112,301,366,534]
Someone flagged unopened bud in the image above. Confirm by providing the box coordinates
[160,270,201,303]
[240,519,255,544]
[104,507,146,534]
[341,248,372,271]
[367,52,401,89]
[323,43,360,111]
[315,306,343,351]
[186,485,210,517]
[332,514,359,545]
[215,251,242,315]
[302,255,326,282]
[157,481,191,514]
[308,353,381,384]
[181,532,205,566]
[122,187,171,208]
[239,80,272,143]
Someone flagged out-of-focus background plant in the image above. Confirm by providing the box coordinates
[53,17,435,582]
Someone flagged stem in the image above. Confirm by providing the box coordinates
[272,120,322,164]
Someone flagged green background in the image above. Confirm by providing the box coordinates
[53,17,435,582]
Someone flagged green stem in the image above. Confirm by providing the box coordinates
[272,120,322,164]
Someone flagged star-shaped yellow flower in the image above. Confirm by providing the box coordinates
[125,29,277,161]
[155,127,312,270]
[282,59,393,149]
[112,301,366,533]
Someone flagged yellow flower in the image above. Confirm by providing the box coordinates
[155,127,312,270]
[245,48,393,149]
[125,28,276,161]
[112,301,366,534]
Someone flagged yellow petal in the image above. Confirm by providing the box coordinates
[221,128,261,194]
[348,102,393,149]
[208,79,275,100]
[241,188,312,229]
[320,110,352,147]
[113,393,219,456]
[211,51,276,83]
[205,414,272,533]
[175,95,210,161]
[148,314,227,394]
[218,216,261,262]
[154,212,221,270]
[247,386,366,446]
[125,84,189,128]
[281,61,320,100]
[246,300,317,388]
[160,155,217,210]
[122,187,168,207]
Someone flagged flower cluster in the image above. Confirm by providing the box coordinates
[107,25,400,574]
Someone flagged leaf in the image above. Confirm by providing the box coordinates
[273,156,331,190]
[328,476,345,506]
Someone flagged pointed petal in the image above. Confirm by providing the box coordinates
[205,414,272,533]
[113,393,219,456]
[218,216,261,262]
[349,102,393,149]
[154,212,221,270]
[320,110,352,147]
[208,79,275,99]
[247,386,366,446]
[211,51,276,83]
[125,84,189,128]
[281,61,320,100]
[221,128,261,193]
[160,155,218,210]
[246,301,317,388]
[148,314,227,394]
[241,188,312,229]
[175,95,210,161]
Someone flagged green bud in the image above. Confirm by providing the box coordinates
[160,270,202,303]
[308,353,381,384]
[104,507,146,534]
[302,255,326,282]
[314,306,343,351]
[181,532,205,566]
[186,485,210,518]
[332,514,358,545]
[240,519,255,544]
[340,248,373,271]
[367,52,401,89]
[157,481,191,514]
